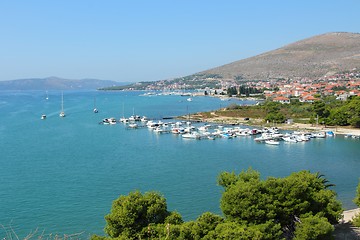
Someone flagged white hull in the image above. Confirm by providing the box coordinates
[265,140,280,145]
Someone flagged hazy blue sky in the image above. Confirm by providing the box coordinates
[0,0,359,82]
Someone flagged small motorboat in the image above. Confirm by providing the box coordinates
[102,118,117,125]
[265,139,280,145]
[41,114,47,120]
[128,123,138,128]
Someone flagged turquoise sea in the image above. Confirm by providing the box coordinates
[0,90,359,238]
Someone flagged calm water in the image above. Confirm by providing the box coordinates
[0,90,359,238]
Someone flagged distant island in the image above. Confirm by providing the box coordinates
[0,76,129,90]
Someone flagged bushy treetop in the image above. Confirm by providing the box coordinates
[93,169,344,240]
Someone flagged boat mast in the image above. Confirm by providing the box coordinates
[61,92,64,112]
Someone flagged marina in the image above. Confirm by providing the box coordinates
[109,116,339,145]
[0,90,359,237]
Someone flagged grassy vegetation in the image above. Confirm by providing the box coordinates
[352,214,360,227]
[195,102,312,125]
[194,96,360,128]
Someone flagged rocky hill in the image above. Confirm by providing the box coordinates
[0,76,127,90]
[201,32,360,81]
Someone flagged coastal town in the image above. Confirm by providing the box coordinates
[89,68,360,141]
[128,68,360,103]
[3,0,360,238]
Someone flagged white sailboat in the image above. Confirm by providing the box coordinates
[119,102,128,123]
[41,91,48,119]
[128,107,140,121]
[59,92,65,117]
[93,96,98,113]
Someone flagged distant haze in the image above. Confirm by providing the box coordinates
[0,76,128,90]
[2,32,360,91]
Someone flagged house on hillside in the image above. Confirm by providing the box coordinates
[335,90,349,101]
[273,96,290,104]
[336,93,349,101]
[349,89,360,96]
[293,87,305,97]
[299,95,319,103]
[264,91,275,99]
[323,89,334,96]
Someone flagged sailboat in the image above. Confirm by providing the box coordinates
[41,91,48,119]
[59,92,65,117]
[93,96,98,113]
[128,107,140,121]
[119,103,128,123]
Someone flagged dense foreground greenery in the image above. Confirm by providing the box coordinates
[208,96,360,127]
[91,169,360,240]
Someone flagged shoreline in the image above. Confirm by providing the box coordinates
[285,123,360,136]
[335,208,360,239]
[342,208,360,223]
[184,114,360,136]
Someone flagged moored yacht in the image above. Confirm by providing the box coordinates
[128,123,138,128]
[140,116,148,122]
[119,117,129,123]
[282,135,298,143]
[182,132,201,139]
[129,115,141,121]
[102,118,117,125]
[313,132,326,138]
[265,139,280,145]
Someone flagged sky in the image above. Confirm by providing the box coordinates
[0,0,359,82]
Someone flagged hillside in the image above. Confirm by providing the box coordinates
[201,32,360,81]
[0,76,127,90]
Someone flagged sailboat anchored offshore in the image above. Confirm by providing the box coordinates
[93,96,98,113]
[59,92,65,117]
